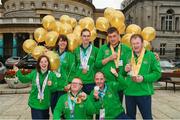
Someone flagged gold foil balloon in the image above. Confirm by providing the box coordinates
[90,28,97,42]
[104,7,116,21]
[110,10,125,28]
[67,33,79,52]
[45,51,60,71]
[141,27,156,42]
[45,31,59,47]
[96,17,109,32]
[117,23,126,35]
[32,46,46,60]
[53,21,62,34]
[79,17,94,31]
[144,40,152,50]
[60,15,71,24]
[73,25,82,36]
[126,24,141,34]
[60,23,73,35]
[23,39,37,54]
[34,27,47,43]
[70,18,77,28]
[121,34,133,48]
[42,15,56,30]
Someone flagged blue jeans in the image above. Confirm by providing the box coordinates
[51,91,66,113]
[31,108,49,120]
[82,83,95,95]
[125,95,152,119]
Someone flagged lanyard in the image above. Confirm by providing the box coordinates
[36,71,50,102]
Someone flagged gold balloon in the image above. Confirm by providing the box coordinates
[73,25,82,36]
[144,41,152,50]
[23,39,37,54]
[110,10,125,28]
[141,27,156,42]
[126,24,141,34]
[90,28,97,42]
[117,23,126,35]
[52,21,62,34]
[121,34,133,48]
[60,15,71,24]
[45,31,59,47]
[34,27,47,43]
[70,18,77,28]
[104,7,116,21]
[67,33,79,52]
[42,15,56,30]
[96,17,109,32]
[60,23,73,35]
[45,51,60,71]
[79,17,94,31]
[32,46,46,60]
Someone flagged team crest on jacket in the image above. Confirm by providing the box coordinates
[65,101,68,108]
[105,50,109,55]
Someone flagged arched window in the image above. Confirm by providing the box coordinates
[42,2,46,8]
[74,7,78,13]
[12,3,16,9]
[20,2,24,9]
[65,5,69,11]
[82,8,85,14]
[31,2,35,8]
[54,3,58,9]
[161,9,174,31]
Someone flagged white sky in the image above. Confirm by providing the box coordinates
[0,0,123,9]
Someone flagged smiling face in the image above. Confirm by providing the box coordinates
[58,39,67,51]
[131,37,144,54]
[108,31,120,46]
[39,57,49,71]
[71,78,83,93]
[94,72,105,89]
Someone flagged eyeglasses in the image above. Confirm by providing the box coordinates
[71,82,83,85]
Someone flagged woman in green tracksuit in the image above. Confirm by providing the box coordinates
[124,34,161,119]
[74,28,99,94]
[51,34,76,112]
[53,78,96,120]
[15,55,57,119]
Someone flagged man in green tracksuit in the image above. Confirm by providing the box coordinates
[15,55,57,119]
[74,28,99,94]
[53,78,96,119]
[90,71,129,119]
[124,34,161,119]
[95,27,131,102]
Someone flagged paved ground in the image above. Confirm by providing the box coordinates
[0,82,180,119]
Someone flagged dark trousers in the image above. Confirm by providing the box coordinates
[51,91,66,113]
[82,83,95,95]
[125,95,152,120]
[31,108,49,120]
[118,90,124,103]
[116,112,131,119]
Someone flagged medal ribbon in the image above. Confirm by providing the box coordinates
[131,47,145,76]
[80,44,92,69]
[36,71,50,102]
[68,93,77,119]
[110,44,121,68]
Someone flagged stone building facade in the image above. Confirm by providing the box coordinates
[122,0,180,59]
[0,0,106,59]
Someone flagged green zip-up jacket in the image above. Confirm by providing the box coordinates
[16,69,57,110]
[95,43,131,82]
[124,50,162,96]
[74,44,99,84]
[53,93,96,120]
[90,82,125,119]
[56,51,75,91]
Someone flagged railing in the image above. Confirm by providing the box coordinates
[0,17,41,24]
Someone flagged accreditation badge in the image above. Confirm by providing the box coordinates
[118,60,123,66]
[99,109,105,120]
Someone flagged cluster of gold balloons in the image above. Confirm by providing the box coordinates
[23,9,157,70]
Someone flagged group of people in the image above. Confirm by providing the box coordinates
[14,27,161,120]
